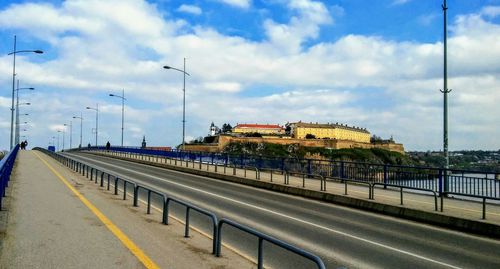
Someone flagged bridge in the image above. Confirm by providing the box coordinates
[1,146,500,268]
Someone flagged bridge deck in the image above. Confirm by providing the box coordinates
[92,150,500,230]
[0,151,253,268]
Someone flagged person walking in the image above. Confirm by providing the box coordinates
[106,141,110,152]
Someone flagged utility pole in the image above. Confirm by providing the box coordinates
[440,0,452,171]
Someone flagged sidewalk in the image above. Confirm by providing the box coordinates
[90,150,500,236]
[0,151,254,269]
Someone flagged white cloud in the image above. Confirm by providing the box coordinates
[392,0,411,5]
[263,0,332,53]
[481,6,500,18]
[0,1,498,151]
[216,0,251,9]
[177,4,202,15]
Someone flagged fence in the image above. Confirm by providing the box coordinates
[79,146,500,201]
[0,145,20,209]
[36,147,326,268]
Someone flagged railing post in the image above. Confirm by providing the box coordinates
[400,187,404,205]
[133,186,139,207]
[307,159,312,175]
[438,169,443,196]
[162,197,168,224]
[185,208,190,238]
[482,198,486,219]
[123,181,127,200]
[147,191,151,214]
[257,237,264,269]
[340,161,345,180]
[383,165,388,189]
[114,178,119,195]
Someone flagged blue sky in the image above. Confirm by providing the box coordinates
[0,0,499,151]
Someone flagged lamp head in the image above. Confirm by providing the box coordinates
[86,107,91,109]
[163,65,171,69]
[109,94,114,96]
[34,50,43,54]
[25,102,31,105]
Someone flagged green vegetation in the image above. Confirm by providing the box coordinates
[408,150,500,172]
[222,142,414,165]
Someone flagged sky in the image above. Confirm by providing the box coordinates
[0,0,499,151]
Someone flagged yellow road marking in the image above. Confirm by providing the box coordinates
[34,152,160,269]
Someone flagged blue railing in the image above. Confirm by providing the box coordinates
[81,146,500,199]
[0,145,20,209]
[38,147,327,268]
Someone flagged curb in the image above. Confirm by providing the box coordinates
[87,152,500,238]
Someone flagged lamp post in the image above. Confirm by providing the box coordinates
[15,101,30,146]
[109,89,126,146]
[68,121,73,149]
[441,0,452,171]
[73,113,83,148]
[57,130,61,151]
[164,58,190,150]
[15,80,34,145]
[86,104,99,147]
[63,123,68,150]
[7,35,43,149]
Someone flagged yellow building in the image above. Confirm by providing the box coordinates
[290,122,370,143]
[232,124,284,135]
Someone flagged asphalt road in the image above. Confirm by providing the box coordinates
[64,152,500,269]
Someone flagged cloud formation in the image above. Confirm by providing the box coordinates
[0,0,498,151]
[177,4,202,15]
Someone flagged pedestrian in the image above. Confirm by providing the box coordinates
[106,141,110,151]
[20,141,25,150]
[24,140,28,149]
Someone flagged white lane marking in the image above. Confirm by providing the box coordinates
[73,154,462,269]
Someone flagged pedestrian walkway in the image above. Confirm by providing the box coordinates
[92,150,500,229]
[0,151,254,269]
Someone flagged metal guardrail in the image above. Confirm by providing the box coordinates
[442,192,500,219]
[35,147,326,267]
[86,146,499,200]
[0,145,20,209]
[372,183,439,211]
[216,218,326,269]
[87,148,500,219]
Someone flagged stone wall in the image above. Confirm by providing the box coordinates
[183,135,405,154]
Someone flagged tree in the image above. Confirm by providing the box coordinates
[222,123,233,133]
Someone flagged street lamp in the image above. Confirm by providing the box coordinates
[57,130,61,151]
[86,104,99,147]
[7,35,43,149]
[109,89,126,146]
[15,80,34,145]
[62,123,68,150]
[73,113,83,148]
[66,121,73,149]
[163,58,190,150]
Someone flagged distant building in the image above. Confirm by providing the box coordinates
[209,122,220,136]
[289,121,370,143]
[232,124,284,135]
